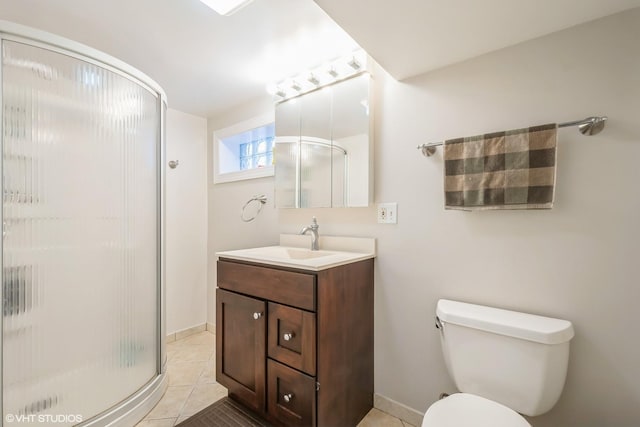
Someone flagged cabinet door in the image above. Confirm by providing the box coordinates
[216,289,266,412]
[267,359,316,427]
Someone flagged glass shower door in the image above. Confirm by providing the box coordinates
[2,40,160,425]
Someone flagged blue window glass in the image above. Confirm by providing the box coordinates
[239,123,275,170]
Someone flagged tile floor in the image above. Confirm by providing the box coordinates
[136,330,414,427]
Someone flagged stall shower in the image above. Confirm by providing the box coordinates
[1,23,167,426]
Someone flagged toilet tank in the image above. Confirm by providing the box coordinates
[436,299,574,416]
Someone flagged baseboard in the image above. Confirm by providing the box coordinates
[374,393,424,427]
[206,322,215,333]
[166,323,207,342]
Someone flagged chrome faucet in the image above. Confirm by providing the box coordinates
[299,216,320,251]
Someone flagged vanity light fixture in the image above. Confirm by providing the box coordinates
[198,0,254,16]
[268,49,367,101]
[266,83,288,98]
[327,66,339,78]
[347,56,361,70]
[307,73,320,86]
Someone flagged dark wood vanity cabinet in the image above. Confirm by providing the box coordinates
[216,257,374,427]
[216,289,266,412]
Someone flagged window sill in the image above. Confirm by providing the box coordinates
[213,165,274,184]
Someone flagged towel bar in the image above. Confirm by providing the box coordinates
[417,116,607,157]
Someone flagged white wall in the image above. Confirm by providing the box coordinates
[207,97,281,325]
[208,9,640,426]
[166,108,208,334]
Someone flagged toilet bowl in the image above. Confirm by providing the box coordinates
[421,299,574,427]
[421,393,531,427]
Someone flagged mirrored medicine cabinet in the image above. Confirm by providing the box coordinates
[274,73,373,208]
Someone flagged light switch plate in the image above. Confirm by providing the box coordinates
[377,203,398,224]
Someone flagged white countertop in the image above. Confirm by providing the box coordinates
[216,234,376,271]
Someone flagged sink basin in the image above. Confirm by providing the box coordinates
[286,248,331,259]
[216,242,374,271]
[250,246,336,260]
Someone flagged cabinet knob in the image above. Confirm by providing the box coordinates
[283,332,294,341]
[283,393,294,403]
[252,312,263,320]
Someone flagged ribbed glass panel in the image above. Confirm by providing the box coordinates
[274,99,300,208]
[332,74,370,207]
[274,139,299,208]
[331,148,346,208]
[2,40,159,425]
[300,87,331,209]
[299,140,331,208]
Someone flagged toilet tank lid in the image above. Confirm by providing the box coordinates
[436,299,574,345]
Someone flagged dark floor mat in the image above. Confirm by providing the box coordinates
[175,397,272,427]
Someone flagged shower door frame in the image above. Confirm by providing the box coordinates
[0,21,168,426]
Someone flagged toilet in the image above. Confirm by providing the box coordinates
[422,299,574,427]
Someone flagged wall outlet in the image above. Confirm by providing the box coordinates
[377,203,398,224]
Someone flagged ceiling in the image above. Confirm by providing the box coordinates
[0,0,359,117]
[313,0,640,80]
[0,0,639,118]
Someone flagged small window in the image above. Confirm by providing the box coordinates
[238,128,274,171]
[213,113,275,184]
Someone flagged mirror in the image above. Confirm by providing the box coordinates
[274,73,372,208]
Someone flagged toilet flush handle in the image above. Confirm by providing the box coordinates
[435,316,444,330]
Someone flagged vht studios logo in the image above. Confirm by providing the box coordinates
[5,414,84,423]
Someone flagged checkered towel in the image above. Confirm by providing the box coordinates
[444,124,557,210]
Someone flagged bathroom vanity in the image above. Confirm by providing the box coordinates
[215,236,375,426]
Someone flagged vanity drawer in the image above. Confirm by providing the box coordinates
[267,359,316,427]
[268,302,316,375]
[217,260,316,311]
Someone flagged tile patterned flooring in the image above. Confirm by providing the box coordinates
[136,330,414,427]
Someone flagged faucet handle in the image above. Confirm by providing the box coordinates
[311,216,318,228]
